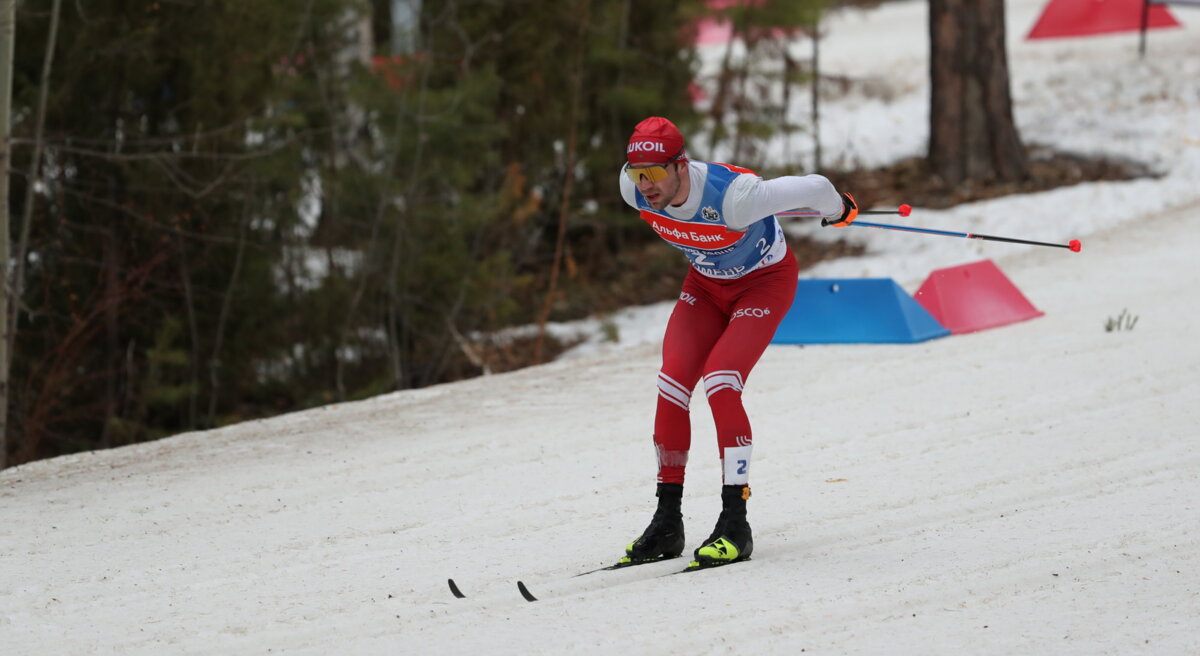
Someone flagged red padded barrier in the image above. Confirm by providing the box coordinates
[914,260,1044,335]
[1027,0,1180,39]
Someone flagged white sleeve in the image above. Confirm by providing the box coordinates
[721,173,843,231]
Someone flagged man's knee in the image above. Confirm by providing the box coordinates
[657,370,694,411]
[702,369,745,400]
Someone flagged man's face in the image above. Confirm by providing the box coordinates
[626,162,682,210]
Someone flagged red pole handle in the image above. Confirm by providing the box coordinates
[859,203,911,217]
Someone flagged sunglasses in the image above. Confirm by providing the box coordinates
[624,163,674,184]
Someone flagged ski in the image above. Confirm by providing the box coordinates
[665,556,751,576]
[574,554,681,577]
[449,555,687,602]
[511,556,685,602]
[517,580,537,602]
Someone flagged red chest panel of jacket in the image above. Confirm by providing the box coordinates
[638,210,744,251]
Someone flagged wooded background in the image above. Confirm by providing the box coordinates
[1,0,1025,468]
[1,0,840,466]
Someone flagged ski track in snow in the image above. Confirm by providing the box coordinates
[3,1,1200,654]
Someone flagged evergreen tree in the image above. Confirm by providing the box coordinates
[4,0,710,465]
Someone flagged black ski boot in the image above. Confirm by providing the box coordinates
[623,483,685,564]
[693,485,753,567]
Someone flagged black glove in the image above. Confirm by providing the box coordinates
[822,193,859,227]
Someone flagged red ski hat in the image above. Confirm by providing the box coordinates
[627,116,686,165]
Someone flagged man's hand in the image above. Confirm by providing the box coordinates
[822,193,859,227]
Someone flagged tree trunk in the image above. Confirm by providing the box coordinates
[928,0,1027,186]
[176,233,199,430]
[99,226,121,448]
[207,205,251,426]
[0,0,13,470]
[533,0,589,364]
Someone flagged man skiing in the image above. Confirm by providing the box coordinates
[618,116,858,569]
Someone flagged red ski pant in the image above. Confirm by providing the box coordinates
[653,253,798,486]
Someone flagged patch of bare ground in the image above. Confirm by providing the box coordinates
[824,146,1157,211]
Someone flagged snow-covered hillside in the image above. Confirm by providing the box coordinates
[3,1,1199,654]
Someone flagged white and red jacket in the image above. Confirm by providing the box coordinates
[619,161,843,279]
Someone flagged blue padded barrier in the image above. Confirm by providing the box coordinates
[772,278,951,345]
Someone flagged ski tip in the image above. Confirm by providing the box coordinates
[447,578,466,599]
[516,580,538,602]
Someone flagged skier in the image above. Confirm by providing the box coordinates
[619,116,858,568]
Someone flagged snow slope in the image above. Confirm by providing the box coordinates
[3,1,1199,654]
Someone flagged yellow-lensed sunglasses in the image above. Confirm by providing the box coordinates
[624,163,673,184]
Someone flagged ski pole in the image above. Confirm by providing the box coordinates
[777,203,1081,252]
[838,219,1083,252]
[777,203,913,218]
